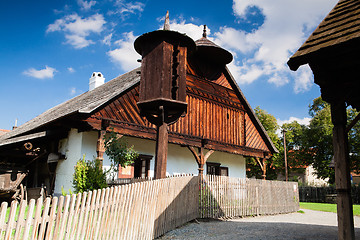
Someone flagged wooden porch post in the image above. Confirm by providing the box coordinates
[154,120,168,179]
[96,129,106,168]
[331,101,355,240]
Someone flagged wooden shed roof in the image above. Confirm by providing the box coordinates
[288,0,360,70]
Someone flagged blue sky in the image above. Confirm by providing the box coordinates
[0,0,338,130]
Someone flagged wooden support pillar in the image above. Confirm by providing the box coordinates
[331,101,355,240]
[96,129,106,168]
[154,121,168,179]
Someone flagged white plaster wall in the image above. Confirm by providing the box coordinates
[54,130,247,194]
[206,151,246,178]
[125,136,246,178]
[55,129,83,194]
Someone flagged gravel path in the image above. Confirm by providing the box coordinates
[158,209,360,240]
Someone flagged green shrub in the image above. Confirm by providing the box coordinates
[73,156,108,193]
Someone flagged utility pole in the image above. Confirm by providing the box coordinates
[283,129,288,181]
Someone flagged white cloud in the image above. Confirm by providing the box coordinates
[47,13,106,49]
[65,34,94,49]
[23,66,57,79]
[77,0,96,11]
[216,0,338,91]
[168,21,205,41]
[102,33,113,46]
[67,67,75,73]
[107,32,140,71]
[110,1,145,20]
[228,62,263,85]
[278,116,311,127]
[214,27,256,54]
[293,65,313,93]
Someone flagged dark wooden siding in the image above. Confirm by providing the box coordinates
[245,113,268,151]
[88,77,245,146]
[86,67,270,156]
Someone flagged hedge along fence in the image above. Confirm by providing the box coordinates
[200,176,299,218]
[299,186,360,204]
[0,176,299,240]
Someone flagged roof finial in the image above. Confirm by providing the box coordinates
[203,25,207,38]
[163,11,170,30]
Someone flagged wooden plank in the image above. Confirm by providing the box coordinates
[73,192,87,240]
[0,202,8,236]
[58,195,71,240]
[104,187,115,239]
[45,197,59,240]
[38,197,51,239]
[30,197,43,239]
[22,199,35,240]
[14,200,26,239]
[69,193,83,239]
[93,188,107,239]
[64,194,77,239]
[52,196,64,240]
[4,200,17,239]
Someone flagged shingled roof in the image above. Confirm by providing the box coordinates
[0,68,140,142]
[288,0,360,70]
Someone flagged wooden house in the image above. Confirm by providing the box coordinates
[0,30,277,196]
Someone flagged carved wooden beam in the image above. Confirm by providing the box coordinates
[204,150,214,163]
[187,146,214,177]
[188,146,201,165]
[255,157,267,180]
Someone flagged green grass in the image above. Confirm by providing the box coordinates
[300,202,360,216]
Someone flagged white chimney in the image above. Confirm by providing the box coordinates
[89,72,105,91]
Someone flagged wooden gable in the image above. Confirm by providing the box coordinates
[85,63,272,157]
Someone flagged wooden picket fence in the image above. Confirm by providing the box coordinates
[0,176,198,240]
[107,177,153,186]
[199,175,299,218]
[0,175,299,240]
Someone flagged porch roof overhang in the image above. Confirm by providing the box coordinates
[287,0,360,109]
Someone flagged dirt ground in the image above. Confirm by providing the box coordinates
[158,209,360,240]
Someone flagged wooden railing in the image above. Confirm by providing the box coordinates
[199,175,299,218]
[0,176,299,239]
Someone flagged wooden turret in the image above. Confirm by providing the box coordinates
[134,12,195,179]
[134,12,195,125]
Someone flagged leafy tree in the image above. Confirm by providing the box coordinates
[248,107,312,180]
[281,121,313,169]
[306,97,334,183]
[104,129,139,172]
[305,97,360,183]
[250,97,360,184]
[348,108,360,174]
[247,107,282,180]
